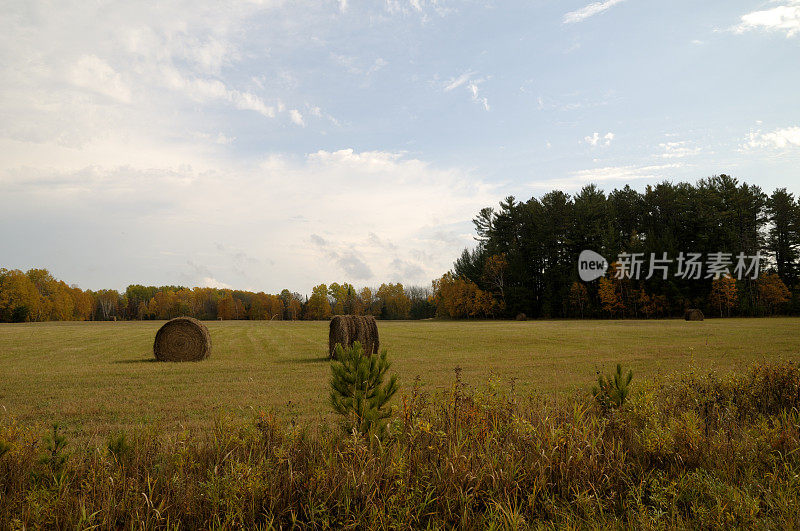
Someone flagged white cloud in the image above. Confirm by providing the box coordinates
[70,55,132,103]
[384,0,450,17]
[231,90,276,118]
[444,71,474,92]
[215,133,235,145]
[0,0,338,161]
[563,0,626,24]
[733,2,800,38]
[468,82,490,111]
[584,132,614,146]
[1,146,497,291]
[331,54,387,77]
[191,131,236,145]
[290,109,305,126]
[203,277,232,289]
[531,163,681,191]
[744,126,800,149]
[659,141,701,159]
[444,71,490,111]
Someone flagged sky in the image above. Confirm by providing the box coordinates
[1,0,799,294]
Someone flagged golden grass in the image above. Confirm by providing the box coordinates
[0,318,798,441]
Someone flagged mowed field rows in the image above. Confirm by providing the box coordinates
[1,318,799,440]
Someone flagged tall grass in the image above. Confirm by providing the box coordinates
[1,362,799,529]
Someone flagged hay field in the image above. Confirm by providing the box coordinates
[1,318,798,440]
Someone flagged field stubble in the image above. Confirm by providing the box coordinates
[0,318,798,441]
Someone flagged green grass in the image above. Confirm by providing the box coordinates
[1,318,798,441]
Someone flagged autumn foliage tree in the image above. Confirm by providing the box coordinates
[482,253,508,305]
[305,284,332,320]
[569,282,588,318]
[249,292,284,320]
[0,269,39,322]
[218,295,246,320]
[757,272,790,315]
[376,283,411,320]
[709,275,738,317]
[431,273,499,318]
[597,273,625,318]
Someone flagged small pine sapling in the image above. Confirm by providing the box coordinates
[40,423,69,484]
[329,342,398,438]
[107,432,132,462]
[593,363,633,412]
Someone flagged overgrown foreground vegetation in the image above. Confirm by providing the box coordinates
[2,362,799,529]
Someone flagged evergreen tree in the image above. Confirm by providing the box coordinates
[593,364,633,413]
[767,188,800,288]
[329,342,398,438]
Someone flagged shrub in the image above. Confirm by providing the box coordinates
[106,432,132,462]
[40,423,68,475]
[593,363,633,412]
[329,342,398,438]
[0,362,799,529]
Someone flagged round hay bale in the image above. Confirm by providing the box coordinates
[363,315,380,355]
[684,309,705,321]
[329,315,351,359]
[354,315,380,356]
[352,315,370,353]
[328,315,380,358]
[153,317,211,362]
[515,313,527,321]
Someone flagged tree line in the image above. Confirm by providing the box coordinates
[0,270,437,322]
[2,175,797,323]
[442,175,798,319]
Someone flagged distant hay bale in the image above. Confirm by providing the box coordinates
[685,309,705,321]
[515,313,527,321]
[328,315,380,359]
[355,315,379,356]
[153,317,211,362]
[329,315,351,359]
[364,315,380,354]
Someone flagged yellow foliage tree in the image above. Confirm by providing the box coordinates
[709,275,738,317]
[431,273,499,318]
[598,276,624,317]
[757,272,790,315]
[218,294,246,320]
[569,281,589,318]
[0,269,40,322]
[376,283,411,319]
[305,284,332,320]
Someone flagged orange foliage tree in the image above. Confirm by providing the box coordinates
[376,283,411,319]
[757,272,790,315]
[709,275,738,317]
[568,281,589,318]
[218,294,246,320]
[598,277,624,318]
[431,273,500,318]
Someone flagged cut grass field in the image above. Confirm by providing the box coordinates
[1,318,798,441]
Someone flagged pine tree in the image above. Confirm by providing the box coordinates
[767,189,800,288]
[329,342,398,438]
[592,364,633,413]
